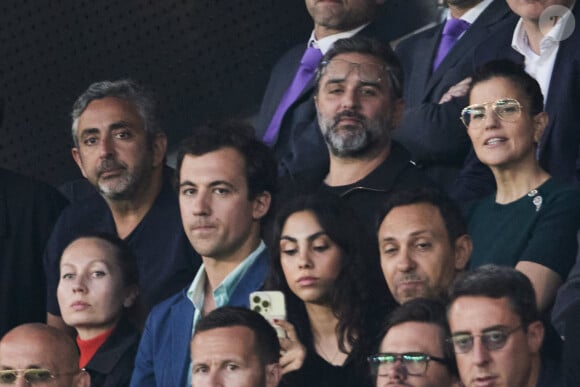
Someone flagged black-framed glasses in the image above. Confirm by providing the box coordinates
[320,58,401,96]
[460,98,523,128]
[0,368,83,384]
[367,352,448,376]
[448,325,523,354]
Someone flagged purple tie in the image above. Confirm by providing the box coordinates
[262,46,323,145]
[432,18,470,71]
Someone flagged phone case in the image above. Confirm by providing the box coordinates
[250,291,287,338]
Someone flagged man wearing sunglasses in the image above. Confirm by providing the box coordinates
[369,298,460,387]
[447,265,563,387]
[0,323,90,386]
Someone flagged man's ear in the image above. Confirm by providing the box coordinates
[71,148,88,179]
[151,133,167,168]
[453,234,472,271]
[526,320,545,353]
[252,191,272,221]
[265,363,282,387]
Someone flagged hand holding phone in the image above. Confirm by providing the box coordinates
[249,291,286,338]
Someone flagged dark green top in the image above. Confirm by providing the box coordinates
[466,178,580,279]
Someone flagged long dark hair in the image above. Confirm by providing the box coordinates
[267,192,381,355]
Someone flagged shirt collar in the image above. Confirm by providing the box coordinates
[455,0,494,24]
[187,240,266,310]
[512,3,575,55]
[308,23,369,54]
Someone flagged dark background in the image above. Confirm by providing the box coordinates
[0,0,441,186]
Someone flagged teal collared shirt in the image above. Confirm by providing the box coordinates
[185,241,266,386]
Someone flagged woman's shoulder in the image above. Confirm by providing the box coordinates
[537,178,580,215]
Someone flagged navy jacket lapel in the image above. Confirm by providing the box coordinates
[426,0,512,95]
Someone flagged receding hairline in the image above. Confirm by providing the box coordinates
[0,323,80,369]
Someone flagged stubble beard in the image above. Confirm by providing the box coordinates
[318,110,389,158]
[96,154,153,202]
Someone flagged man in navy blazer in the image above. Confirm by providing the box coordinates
[453,0,580,200]
[256,0,439,179]
[393,0,516,192]
[130,122,277,387]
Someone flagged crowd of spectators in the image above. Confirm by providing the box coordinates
[2,0,580,386]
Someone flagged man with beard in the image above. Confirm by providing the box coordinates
[43,80,200,331]
[393,0,515,194]
[277,36,432,230]
[256,0,432,179]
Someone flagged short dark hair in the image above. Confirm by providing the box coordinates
[315,36,403,99]
[380,298,458,377]
[193,306,280,365]
[377,187,467,243]
[175,121,277,200]
[62,232,139,288]
[448,265,540,327]
[71,79,162,146]
[469,60,544,116]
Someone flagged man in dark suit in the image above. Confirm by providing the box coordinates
[256,0,439,178]
[393,0,516,192]
[453,0,580,200]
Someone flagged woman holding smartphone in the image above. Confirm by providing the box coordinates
[57,232,141,387]
[268,193,389,387]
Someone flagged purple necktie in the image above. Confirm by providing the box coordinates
[432,18,470,71]
[262,46,323,145]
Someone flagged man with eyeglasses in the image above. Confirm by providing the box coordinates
[369,298,460,387]
[0,323,90,386]
[447,265,563,387]
[277,36,431,235]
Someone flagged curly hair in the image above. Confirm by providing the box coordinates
[266,192,384,356]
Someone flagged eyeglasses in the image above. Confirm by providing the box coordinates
[320,59,401,96]
[367,352,448,376]
[448,325,523,354]
[0,368,83,384]
[460,98,523,128]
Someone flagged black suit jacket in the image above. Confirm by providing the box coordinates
[255,24,383,178]
[393,0,516,191]
[453,2,580,201]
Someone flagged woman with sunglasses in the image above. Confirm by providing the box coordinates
[267,193,389,387]
[57,232,141,387]
[461,60,580,313]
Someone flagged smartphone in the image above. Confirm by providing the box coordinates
[250,291,287,338]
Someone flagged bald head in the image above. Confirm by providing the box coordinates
[0,323,89,387]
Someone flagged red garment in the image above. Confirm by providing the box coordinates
[76,327,115,368]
